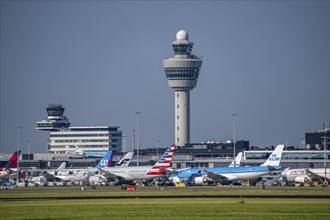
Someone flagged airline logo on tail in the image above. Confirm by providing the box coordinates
[95,151,113,168]
[2,150,21,170]
[0,151,21,177]
[147,144,175,176]
[261,145,284,167]
[269,154,280,161]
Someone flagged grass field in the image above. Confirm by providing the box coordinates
[1,186,330,219]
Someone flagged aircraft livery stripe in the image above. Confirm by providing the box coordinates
[147,171,166,175]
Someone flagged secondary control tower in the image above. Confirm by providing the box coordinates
[163,30,203,146]
[36,103,70,131]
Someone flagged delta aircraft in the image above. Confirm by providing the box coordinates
[0,151,21,179]
[204,145,284,183]
[168,152,243,185]
[100,145,176,183]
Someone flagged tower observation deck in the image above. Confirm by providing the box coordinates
[163,30,203,146]
[36,104,71,131]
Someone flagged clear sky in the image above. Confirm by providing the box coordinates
[1,0,329,153]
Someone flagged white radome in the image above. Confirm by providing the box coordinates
[176,30,189,40]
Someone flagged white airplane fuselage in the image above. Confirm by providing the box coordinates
[102,166,164,181]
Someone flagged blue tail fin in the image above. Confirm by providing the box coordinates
[95,151,113,168]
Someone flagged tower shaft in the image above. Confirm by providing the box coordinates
[175,90,190,146]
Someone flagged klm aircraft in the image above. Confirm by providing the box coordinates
[74,146,107,158]
[205,145,284,183]
[168,152,243,185]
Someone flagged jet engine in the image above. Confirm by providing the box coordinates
[294,176,311,183]
[193,176,208,186]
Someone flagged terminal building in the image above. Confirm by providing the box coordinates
[36,104,122,155]
[48,126,122,154]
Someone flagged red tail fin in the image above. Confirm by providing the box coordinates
[147,145,175,176]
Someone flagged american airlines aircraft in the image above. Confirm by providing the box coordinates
[101,145,176,183]
[204,145,284,183]
[0,151,21,179]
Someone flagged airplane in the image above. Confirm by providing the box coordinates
[43,150,114,184]
[74,146,108,158]
[168,152,244,186]
[0,150,21,179]
[204,145,284,184]
[280,167,330,184]
[42,151,134,185]
[100,145,176,184]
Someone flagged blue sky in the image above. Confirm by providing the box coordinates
[1,0,329,153]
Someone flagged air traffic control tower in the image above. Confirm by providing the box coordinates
[163,30,203,147]
[36,103,70,131]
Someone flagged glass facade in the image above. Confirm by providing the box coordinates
[172,44,192,55]
[245,151,330,160]
[165,67,200,79]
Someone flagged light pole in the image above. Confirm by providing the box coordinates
[322,136,328,184]
[16,124,22,185]
[156,140,160,159]
[285,138,288,150]
[135,112,141,166]
[232,113,237,167]
[122,135,127,156]
[132,130,136,152]
[27,140,30,161]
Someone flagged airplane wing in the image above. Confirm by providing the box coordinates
[266,165,284,172]
[99,169,131,182]
[204,171,232,182]
[305,169,325,181]
[42,172,57,182]
[162,167,176,173]
[42,172,70,182]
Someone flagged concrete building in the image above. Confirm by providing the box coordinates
[48,126,122,154]
[163,30,203,147]
[305,128,330,150]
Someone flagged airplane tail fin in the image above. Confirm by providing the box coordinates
[229,152,243,167]
[116,152,134,167]
[95,150,113,168]
[3,150,21,169]
[147,144,175,175]
[261,145,284,166]
[75,145,84,155]
[57,162,66,170]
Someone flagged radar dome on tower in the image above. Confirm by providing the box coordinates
[176,30,189,40]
